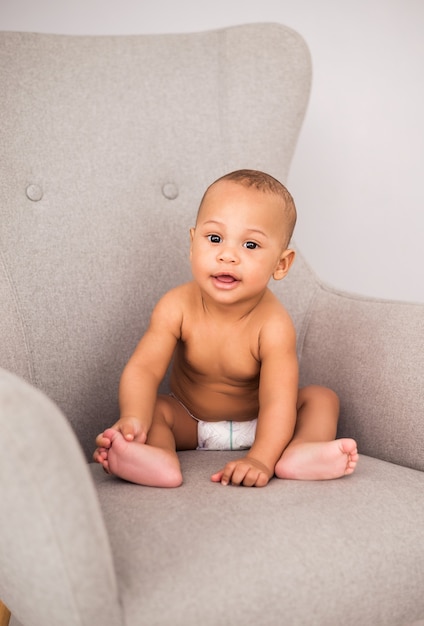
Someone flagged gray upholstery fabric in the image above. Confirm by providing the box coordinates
[0,369,122,626]
[0,25,311,461]
[1,23,424,626]
[92,453,424,626]
[274,256,424,471]
[296,282,424,470]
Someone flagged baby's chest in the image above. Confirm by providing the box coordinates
[182,328,260,381]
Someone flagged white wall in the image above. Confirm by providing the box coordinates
[2,0,423,303]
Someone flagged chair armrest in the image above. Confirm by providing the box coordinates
[0,369,122,626]
[299,286,424,471]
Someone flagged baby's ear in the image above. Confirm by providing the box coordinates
[273,249,295,280]
[189,227,195,260]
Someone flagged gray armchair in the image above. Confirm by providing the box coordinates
[1,23,423,626]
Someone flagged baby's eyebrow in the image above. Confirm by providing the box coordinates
[201,220,224,228]
[201,220,268,239]
[244,228,268,239]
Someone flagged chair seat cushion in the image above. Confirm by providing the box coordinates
[91,452,424,626]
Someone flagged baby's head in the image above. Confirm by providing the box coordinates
[191,169,297,292]
[197,169,297,250]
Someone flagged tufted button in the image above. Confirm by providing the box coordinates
[162,182,179,200]
[26,184,43,202]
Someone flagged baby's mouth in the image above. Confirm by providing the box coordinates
[212,273,240,287]
[214,274,238,283]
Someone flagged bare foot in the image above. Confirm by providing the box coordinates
[103,428,182,488]
[275,438,358,480]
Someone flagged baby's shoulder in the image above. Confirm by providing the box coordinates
[259,289,293,323]
[254,290,296,344]
[155,282,197,314]
[149,283,196,336]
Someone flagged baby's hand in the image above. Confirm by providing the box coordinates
[94,416,148,456]
[211,456,272,488]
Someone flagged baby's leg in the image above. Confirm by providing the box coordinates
[275,385,358,480]
[104,396,198,487]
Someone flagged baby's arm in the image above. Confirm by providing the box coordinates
[213,310,298,487]
[94,289,183,457]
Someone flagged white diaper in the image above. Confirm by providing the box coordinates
[197,419,257,451]
[169,393,257,451]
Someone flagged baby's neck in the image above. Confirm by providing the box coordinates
[197,287,268,323]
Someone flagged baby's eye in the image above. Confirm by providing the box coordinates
[244,241,259,250]
[208,234,222,244]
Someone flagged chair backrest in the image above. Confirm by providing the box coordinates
[0,24,312,459]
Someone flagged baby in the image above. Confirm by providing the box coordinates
[94,169,358,487]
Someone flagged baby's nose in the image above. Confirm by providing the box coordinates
[218,246,239,263]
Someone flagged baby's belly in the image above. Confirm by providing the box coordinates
[171,380,259,422]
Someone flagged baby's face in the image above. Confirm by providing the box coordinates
[190,180,292,305]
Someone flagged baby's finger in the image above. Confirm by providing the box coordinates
[241,470,258,488]
[228,463,251,486]
[118,418,147,442]
[210,469,224,483]
[133,430,147,444]
[222,461,246,486]
[212,463,236,486]
[244,469,269,488]
[120,429,135,441]
[254,473,269,487]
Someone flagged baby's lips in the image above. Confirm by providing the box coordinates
[214,274,238,283]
